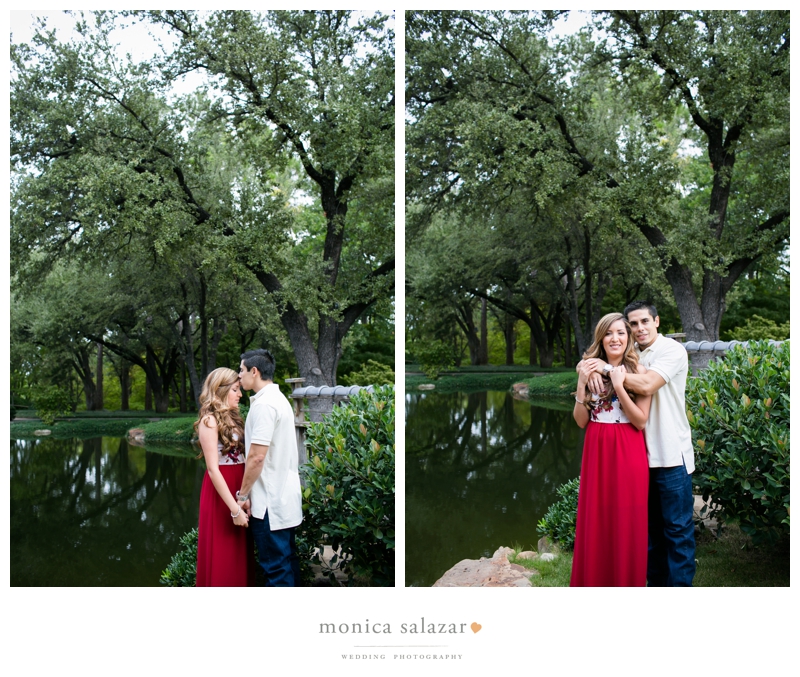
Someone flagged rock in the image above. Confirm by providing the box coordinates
[539,553,556,562]
[418,384,436,390]
[433,547,539,587]
[492,546,515,562]
[511,382,529,399]
[538,536,553,554]
[128,428,146,446]
[33,429,51,436]
[517,551,538,561]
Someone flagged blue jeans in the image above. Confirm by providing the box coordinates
[647,464,696,587]
[250,509,300,587]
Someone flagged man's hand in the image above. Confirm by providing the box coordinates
[609,364,627,390]
[579,358,608,395]
[241,498,251,517]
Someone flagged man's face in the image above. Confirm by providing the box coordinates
[239,361,256,391]
[626,309,659,349]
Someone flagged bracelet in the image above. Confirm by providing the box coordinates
[231,507,242,518]
[575,396,585,404]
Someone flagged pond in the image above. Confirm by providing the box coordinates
[10,436,201,586]
[405,390,584,586]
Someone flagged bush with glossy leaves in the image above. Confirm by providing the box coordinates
[302,385,395,585]
[687,340,789,545]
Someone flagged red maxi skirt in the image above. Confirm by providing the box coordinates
[570,421,649,587]
[196,464,255,587]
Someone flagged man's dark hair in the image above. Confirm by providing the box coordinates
[623,300,658,321]
[240,348,276,381]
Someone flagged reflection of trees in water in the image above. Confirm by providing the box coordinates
[10,437,199,586]
[405,391,585,586]
[406,392,583,480]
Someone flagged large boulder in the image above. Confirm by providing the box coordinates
[432,546,538,587]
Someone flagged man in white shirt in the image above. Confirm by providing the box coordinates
[584,301,696,586]
[236,349,303,586]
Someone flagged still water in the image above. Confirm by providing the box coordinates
[405,391,585,586]
[10,436,201,586]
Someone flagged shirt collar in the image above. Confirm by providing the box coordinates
[248,382,276,401]
[636,333,661,356]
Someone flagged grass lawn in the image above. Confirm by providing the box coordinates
[508,523,789,587]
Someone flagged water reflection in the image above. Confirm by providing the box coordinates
[10,437,201,586]
[405,391,584,586]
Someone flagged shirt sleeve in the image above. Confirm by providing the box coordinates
[647,341,688,384]
[250,403,277,446]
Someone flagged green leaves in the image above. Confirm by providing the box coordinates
[537,476,580,551]
[687,341,789,545]
[300,385,395,585]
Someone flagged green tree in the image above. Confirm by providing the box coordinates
[11,10,395,405]
[406,10,789,343]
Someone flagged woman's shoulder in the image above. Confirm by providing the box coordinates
[199,413,218,428]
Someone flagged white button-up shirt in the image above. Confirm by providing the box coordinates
[637,334,695,473]
[244,383,303,530]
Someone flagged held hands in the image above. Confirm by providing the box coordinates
[581,358,608,395]
[609,364,627,389]
[231,507,249,527]
[241,499,251,517]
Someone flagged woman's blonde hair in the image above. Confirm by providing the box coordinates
[193,367,244,455]
[577,312,639,408]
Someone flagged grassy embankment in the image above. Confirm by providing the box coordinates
[406,365,575,396]
[11,410,198,443]
[508,524,789,587]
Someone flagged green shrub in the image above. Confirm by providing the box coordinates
[32,384,74,425]
[340,359,395,386]
[537,476,580,551]
[686,340,789,545]
[160,528,198,587]
[414,341,454,380]
[726,315,790,342]
[302,385,395,585]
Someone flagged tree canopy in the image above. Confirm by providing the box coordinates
[11,10,395,409]
[406,9,789,359]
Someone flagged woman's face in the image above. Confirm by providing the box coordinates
[226,382,242,408]
[602,319,629,362]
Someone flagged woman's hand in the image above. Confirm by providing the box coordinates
[232,508,249,527]
[609,364,627,389]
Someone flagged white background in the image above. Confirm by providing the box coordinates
[3,3,796,674]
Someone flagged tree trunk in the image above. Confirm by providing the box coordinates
[145,379,152,411]
[453,299,481,365]
[478,297,489,365]
[503,314,515,366]
[120,367,130,411]
[95,343,104,410]
[180,361,188,413]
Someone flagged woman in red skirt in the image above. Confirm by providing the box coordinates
[570,313,651,587]
[195,368,254,586]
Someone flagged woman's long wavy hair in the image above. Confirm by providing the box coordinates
[577,312,640,409]
[194,367,245,457]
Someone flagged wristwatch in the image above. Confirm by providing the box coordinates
[602,363,614,375]
[236,490,249,502]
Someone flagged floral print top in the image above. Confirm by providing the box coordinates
[588,393,630,424]
[218,432,245,465]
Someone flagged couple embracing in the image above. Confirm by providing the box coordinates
[571,301,696,587]
[193,349,303,587]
